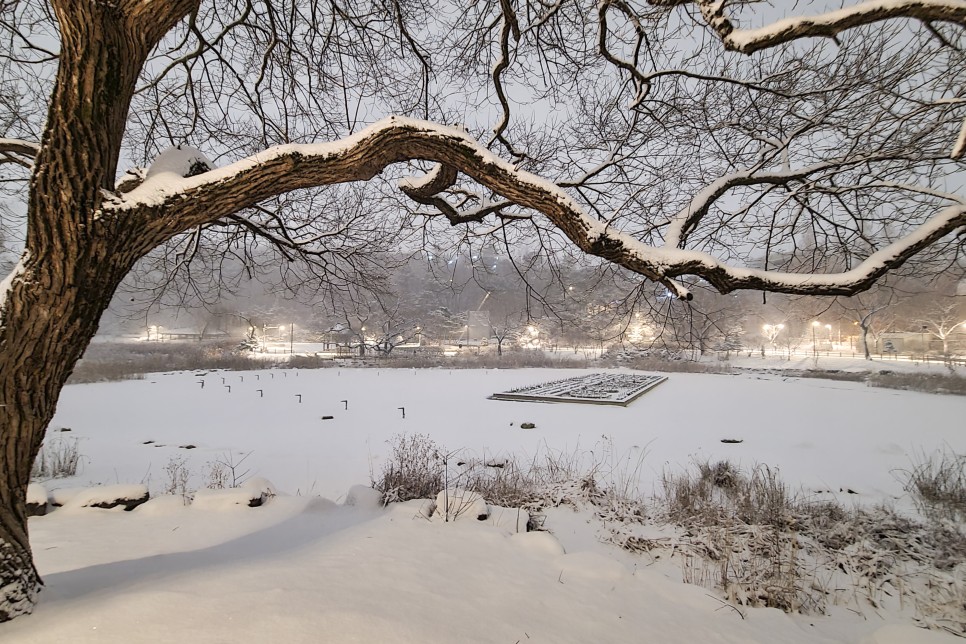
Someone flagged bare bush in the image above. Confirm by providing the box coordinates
[31,437,83,479]
[163,456,193,502]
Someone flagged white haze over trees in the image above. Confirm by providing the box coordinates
[0,0,964,623]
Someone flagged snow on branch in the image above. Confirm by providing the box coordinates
[0,138,40,168]
[953,117,966,159]
[692,0,966,54]
[106,117,966,300]
[686,0,966,158]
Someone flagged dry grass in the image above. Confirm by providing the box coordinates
[898,446,966,522]
[868,371,966,396]
[372,438,965,632]
[653,458,966,629]
[68,341,275,383]
[31,436,83,479]
[372,434,647,531]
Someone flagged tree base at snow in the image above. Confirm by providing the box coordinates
[0,541,40,623]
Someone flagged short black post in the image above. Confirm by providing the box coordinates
[225,385,231,393]
[398,407,405,419]
[257,389,263,397]
[341,400,348,410]
[295,394,302,403]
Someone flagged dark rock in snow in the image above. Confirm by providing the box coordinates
[89,491,150,511]
[26,502,47,517]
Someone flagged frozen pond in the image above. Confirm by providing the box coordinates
[48,367,966,506]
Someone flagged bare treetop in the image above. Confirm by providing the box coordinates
[1,1,963,301]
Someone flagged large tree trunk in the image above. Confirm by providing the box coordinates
[0,0,196,620]
[0,250,135,619]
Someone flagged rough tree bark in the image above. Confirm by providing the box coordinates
[0,0,197,620]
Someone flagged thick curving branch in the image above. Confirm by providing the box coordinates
[106,117,966,299]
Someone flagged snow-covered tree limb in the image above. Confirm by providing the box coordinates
[690,0,966,54]
[107,117,966,299]
[0,139,39,168]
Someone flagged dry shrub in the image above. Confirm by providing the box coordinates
[373,433,444,504]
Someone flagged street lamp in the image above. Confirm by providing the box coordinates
[825,324,832,348]
[921,325,928,356]
[290,323,294,354]
[811,321,820,355]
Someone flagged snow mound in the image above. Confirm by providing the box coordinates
[48,487,84,507]
[62,484,149,511]
[145,145,212,179]
[434,489,488,521]
[510,531,566,557]
[485,505,530,533]
[26,483,47,516]
[193,478,276,510]
[345,484,384,510]
[135,495,189,515]
[26,483,47,507]
[554,551,629,581]
[242,477,277,497]
[389,498,435,520]
[861,623,958,643]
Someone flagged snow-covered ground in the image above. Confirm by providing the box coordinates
[3,366,964,643]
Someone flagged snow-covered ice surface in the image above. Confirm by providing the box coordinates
[3,367,964,643]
